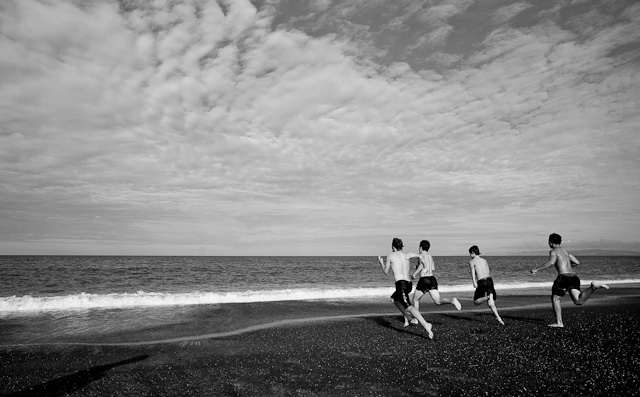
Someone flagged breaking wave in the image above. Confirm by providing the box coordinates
[1,279,638,313]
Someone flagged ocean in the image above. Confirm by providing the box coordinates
[1,255,638,345]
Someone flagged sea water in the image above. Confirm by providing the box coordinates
[1,255,638,344]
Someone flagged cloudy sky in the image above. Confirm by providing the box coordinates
[1,0,639,256]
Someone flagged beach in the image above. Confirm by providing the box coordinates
[1,288,639,397]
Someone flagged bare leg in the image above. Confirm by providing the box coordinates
[452,297,461,310]
[413,290,425,311]
[407,306,433,339]
[487,293,504,325]
[393,300,413,324]
[570,282,610,305]
[428,290,452,305]
[398,291,421,326]
[474,296,489,306]
[549,295,564,327]
[404,290,424,327]
[429,290,461,310]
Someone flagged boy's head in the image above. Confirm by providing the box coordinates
[419,240,430,252]
[548,233,562,246]
[468,245,480,256]
[392,238,404,251]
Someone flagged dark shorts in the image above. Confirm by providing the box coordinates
[391,280,413,309]
[474,277,497,301]
[416,276,438,293]
[552,274,581,297]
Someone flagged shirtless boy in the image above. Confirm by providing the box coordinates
[468,245,504,325]
[410,240,461,312]
[530,233,609,327]
[378,238,434,339]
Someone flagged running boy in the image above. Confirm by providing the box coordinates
[411,240,462,312]
[468,245,504,325]
[530,233,609,327]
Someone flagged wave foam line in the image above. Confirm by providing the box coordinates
[2,279,638,313]
[0,288,391,313]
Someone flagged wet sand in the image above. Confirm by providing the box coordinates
[1,288,639,396]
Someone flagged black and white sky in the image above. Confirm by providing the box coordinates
[1,0,639,255]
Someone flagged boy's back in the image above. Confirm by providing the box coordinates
[387,251,412,281]
[418,253,434,277]
[470,256,490,280]
[550,246,577,274]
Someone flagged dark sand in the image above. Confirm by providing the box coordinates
[1,289,639,396]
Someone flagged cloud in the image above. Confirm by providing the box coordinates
[492,2,533,26]
[0,0,639,255]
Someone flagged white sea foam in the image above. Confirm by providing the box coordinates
[0,288,389,313]
[1,279,638,313]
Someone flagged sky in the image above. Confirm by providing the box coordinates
[1,0,639,256]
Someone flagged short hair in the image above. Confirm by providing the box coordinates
[392,238,404,250]
[469,245,480,255]
[419,240,430,251]
[549,233,562,245]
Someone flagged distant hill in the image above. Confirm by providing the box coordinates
[500,249,640,257]
[565,249,640,256]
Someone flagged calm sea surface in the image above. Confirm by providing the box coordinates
[1,255,638,344]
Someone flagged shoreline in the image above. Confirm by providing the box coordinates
[1,286,639,347]
[1,293,638,396]
[2,294,633,348]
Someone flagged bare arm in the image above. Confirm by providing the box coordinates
[569,254,579,266]
[530,251,557,274]
[400,252,419,278]
[469,261,477,288]
[378,256,390,275]
[412,262,424,280]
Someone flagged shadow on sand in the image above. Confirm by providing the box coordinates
[440,312,546,326]
[7,355,149,397]
[366,316,433,340]
[439,313,485,323]
[499,314,547,325]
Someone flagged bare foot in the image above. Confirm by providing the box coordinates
[548,323,564,328]
[497,317,505,326]
[404,319,418,327]
[425,322,434,339]
[591,282,610,290]
[452,298,461,311]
